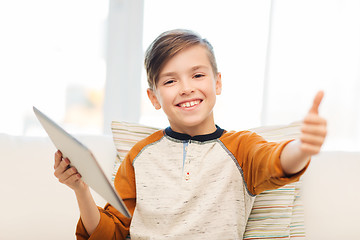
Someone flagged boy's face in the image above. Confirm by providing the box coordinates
[147,45,222,136]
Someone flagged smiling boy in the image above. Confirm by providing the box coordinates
[54,29,327,239]
[146,39,222,137]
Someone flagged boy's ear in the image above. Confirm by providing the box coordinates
[147,88,161,110]
[215,72,222,95]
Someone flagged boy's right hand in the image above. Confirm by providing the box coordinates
[54,150,88,193]
[54,150,101,235]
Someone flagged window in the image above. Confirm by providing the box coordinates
[3,1,359,151]
[0,0,108,135]
[264,1,360,151]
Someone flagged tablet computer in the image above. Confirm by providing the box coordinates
[33,106,131,218]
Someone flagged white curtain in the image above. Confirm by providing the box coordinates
[103,0,144,134]
[264,0,360,151]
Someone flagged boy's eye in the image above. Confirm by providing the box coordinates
[193,74,205,79]
[164,80,175,85]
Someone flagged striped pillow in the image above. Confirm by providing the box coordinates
[111,121,305,239]
[244,121,305,239]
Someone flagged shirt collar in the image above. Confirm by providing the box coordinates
[164,125,224,142]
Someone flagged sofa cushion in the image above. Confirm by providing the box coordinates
[245,122,305,239]
[111,121,305,239]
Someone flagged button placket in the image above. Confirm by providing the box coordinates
[183,140,192,181]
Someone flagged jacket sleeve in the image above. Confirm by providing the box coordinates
[220,130,309,195]
[75,150,137,240]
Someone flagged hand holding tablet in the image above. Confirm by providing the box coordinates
[33,106,131,218]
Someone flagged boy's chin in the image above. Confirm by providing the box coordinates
[170,119,216,135]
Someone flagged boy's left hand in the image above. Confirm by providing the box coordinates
[300,91,327,156]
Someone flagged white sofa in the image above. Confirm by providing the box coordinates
[1,133,359,240]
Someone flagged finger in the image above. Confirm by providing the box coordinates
[300,134,325,146]
[62,173,82,187]
[54,150,62,169]
[58,167,79,184]
[304,114,327,126]
[309,90,324,114]
[54,158,70,178]
[301,125,327,137]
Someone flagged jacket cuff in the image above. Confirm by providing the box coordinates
[75,208,115,240]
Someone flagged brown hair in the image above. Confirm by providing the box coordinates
[144,29,218,90]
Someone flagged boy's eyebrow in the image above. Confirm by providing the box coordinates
[159,65,210,79]
[190,65,209,72]
[159,71,178,79]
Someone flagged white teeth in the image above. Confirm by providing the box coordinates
[180,100,200,108]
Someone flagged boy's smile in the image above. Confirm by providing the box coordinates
[177,99,202,109]
[147,45,222,136]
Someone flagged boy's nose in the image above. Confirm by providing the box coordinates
[179,79,194,95]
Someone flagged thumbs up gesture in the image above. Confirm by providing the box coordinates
[300,91,327,156]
